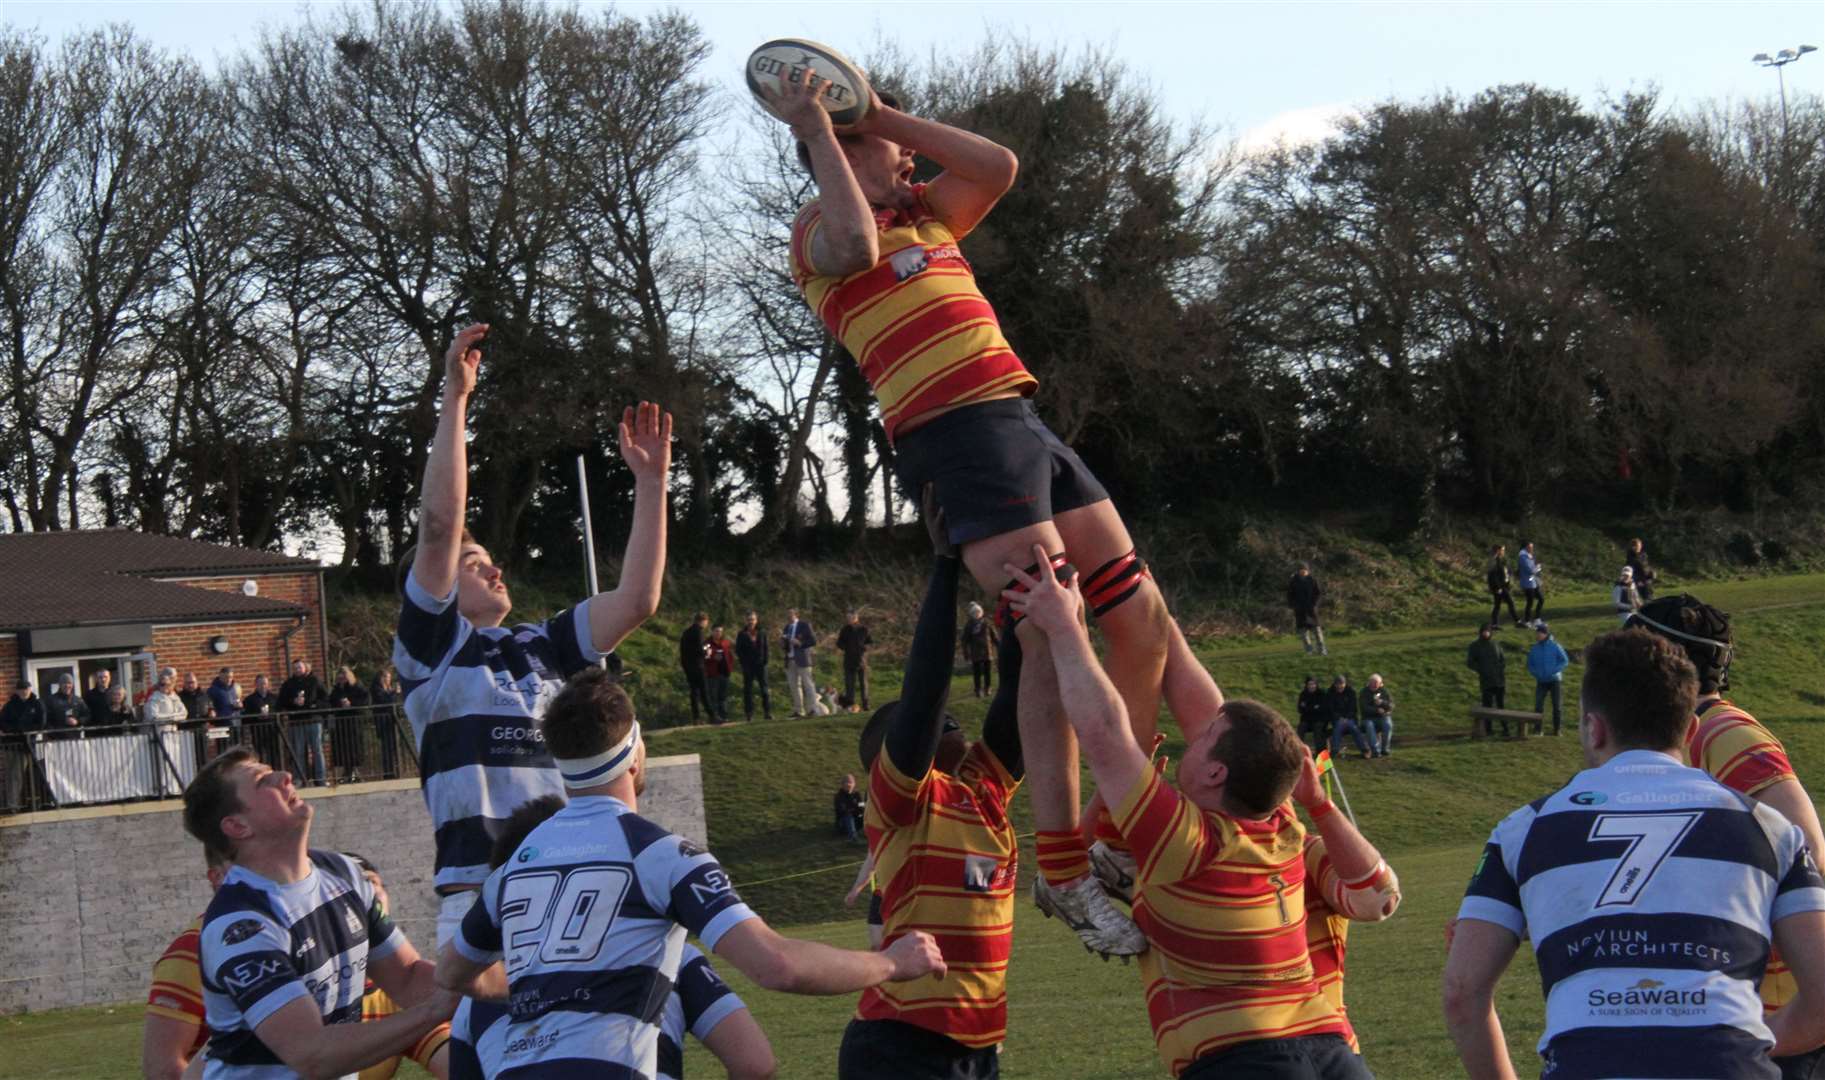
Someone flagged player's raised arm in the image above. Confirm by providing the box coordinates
[585,402,671,654]
[857,90,1018,237]
[766,66,878,275]
[411,323,488,600]
[1002,544,1148,801]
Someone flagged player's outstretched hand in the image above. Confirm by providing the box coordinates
[618,401,673,484]
[884,930,945,981]
[1291,749,1327,809]
[444,323,488,398]
[763,63,836,140]
[1000,543,1082,639]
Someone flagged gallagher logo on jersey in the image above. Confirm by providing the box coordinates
[1570,791,1608,806]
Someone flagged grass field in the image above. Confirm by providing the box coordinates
[4,573,1821,1078]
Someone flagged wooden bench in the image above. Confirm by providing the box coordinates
[1471,706,1545,739]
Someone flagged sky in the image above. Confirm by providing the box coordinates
[10,1,1823,152]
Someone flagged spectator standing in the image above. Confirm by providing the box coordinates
[328,666,370,783]
[704,625,736,724]
[1485,545,1522,628]
[369,668,402,780]
[1516,541,1544,623]
[679,612,711,723]
[1466,625,1509,734]
[101,686,137,727]
[1625,537,1656,601]
[782,607,818,717]
[177,672,212,720]
[241,674,280,767]
[241,674,276,719]
[2,681,47,811]
[46,674,88,733]
[1525,621,1569,736]
[836,610,873,713]
[206,668,241,731]
[1288,562,1328,656]
[144,668,188,728]
[959,602,995,697]
[278,658,328,786]
[734,611,772,721]
[82,669,116,729]
[1327,675,1371,759]
[1360,674,1393,758]
[1296,676,1329,753]
[1613,566,1642,624]
[834,773,866,842]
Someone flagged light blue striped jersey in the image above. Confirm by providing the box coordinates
[447,944,745,1080]
[452,795,757,1079]
[1459,749,1825,1080]
[197,851,402,1079]
[392,573,607,890]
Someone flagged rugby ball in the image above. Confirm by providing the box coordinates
[746,39,873,129]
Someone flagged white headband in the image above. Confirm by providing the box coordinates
[554,721,641,790]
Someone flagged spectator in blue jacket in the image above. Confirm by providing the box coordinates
[1517,541,1544,623]
[1525,620,1570,735]
[207,666,242,730]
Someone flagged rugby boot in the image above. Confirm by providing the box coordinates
[1034,874,1147,959]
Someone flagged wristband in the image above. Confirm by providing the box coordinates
[1308,800,1337,821]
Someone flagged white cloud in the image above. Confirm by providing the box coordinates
[1237,103,1356,155]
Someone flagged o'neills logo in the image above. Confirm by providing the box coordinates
[1587,978,1706,1008]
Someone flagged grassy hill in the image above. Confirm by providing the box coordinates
[5,571,1820,1078]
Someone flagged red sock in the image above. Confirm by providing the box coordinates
[1035,830,1091,886]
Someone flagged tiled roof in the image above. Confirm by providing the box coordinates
[0,530,319,631]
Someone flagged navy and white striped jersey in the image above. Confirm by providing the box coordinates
[1459,750,1825,1080]
[447,945,745,1080]
[451,795,757,1079]
[392,574,608,890]
[197,851,402,1079]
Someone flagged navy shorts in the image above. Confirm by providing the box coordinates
[838,1018,999,1080]
[893,398,1109,546]
[1181,1034,1373,1080]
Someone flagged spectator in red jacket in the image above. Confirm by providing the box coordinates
[704,624,736,725]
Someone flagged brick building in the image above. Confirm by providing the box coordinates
[0,530,327,707]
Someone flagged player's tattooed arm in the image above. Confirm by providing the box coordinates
[412,323,488,600]
[767,65,877,275]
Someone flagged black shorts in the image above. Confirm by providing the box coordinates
[894,399,1109,546]
[838,1018,999,1080]
[1181,1034,1373,1080]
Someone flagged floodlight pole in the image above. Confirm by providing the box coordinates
[1753,45,1818,169]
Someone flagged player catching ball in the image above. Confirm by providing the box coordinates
[765,53,1176,959]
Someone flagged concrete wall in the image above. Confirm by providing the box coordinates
[0,753,703,1014]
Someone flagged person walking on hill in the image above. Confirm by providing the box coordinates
[837,610,873,713]
[1613,566,1642,624]
[704,624,736,724]
[1516,541,1544,623]
[960,601,995,697]
[679,612,711,724]
[1485,545,1522,628]
[782,608,818,718]
[1297,675,1329,753]
[1360,674,1393,758]
[1467,625,1509,733]
[1327,675,1371,760]
[1289,562,1327,656]
[735,611,772,721]
[1625,537,1656,601]
[1525,621,1568,735]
